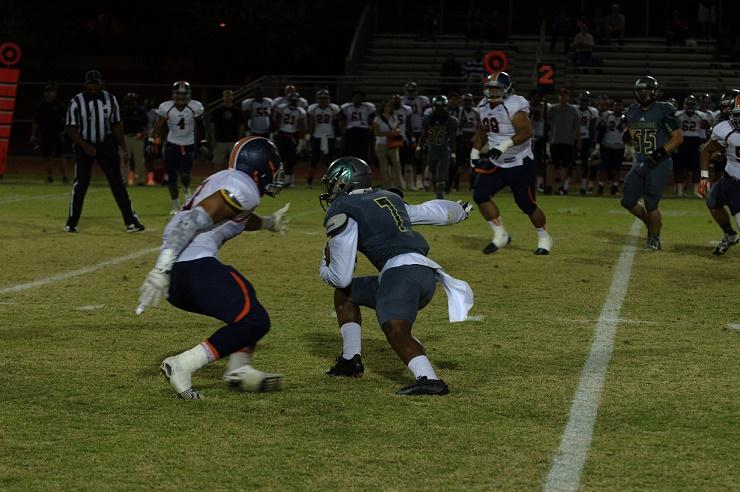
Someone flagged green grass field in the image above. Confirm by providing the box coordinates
[1,177,738,491]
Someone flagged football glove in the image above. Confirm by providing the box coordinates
[136,268,170,315]
[260,203,290,236]
[456,200,473,219]
[698,179,712,198]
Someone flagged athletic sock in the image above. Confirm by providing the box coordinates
[563,178,570,190]
[226,349,253,374]
[340,322,361,359]
[677,183,684,195]
[720,222,736,235]
[172,198,180,209]
[177,343,212,374]
[407,355,438,380]
[535,227,549,239]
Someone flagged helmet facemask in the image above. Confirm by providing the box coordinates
[265,166,285,197]
[484,84,505,105]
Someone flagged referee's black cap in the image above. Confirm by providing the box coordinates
[84,69,103,84]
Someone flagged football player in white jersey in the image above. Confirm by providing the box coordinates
[150,81,208,213]
[574,91,600,195]
[136,136,289,399]
[676,95,710,197]
[241,87,273,138]
[698,98,740,255]
[528,90,549,194]
[272,94,306,187]
[339,90,375,163]
[595,98,627,195]
[402,82,432,190]
[471,72,553,255]
[306,89,340,187]
[273,84,308,109]
[391,94,414,188]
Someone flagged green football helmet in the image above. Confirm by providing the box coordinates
[319,157,373,209]
[432,95,448,114]
[634,76,658,106]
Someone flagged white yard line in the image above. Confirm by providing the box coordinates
[0,247,159,295]
[0,188,104,205]
[544,218,642,492]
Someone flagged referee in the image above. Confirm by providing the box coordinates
[64,70,145,233]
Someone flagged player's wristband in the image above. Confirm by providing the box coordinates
[700,170,709,179]
[470,148,480,160]
[496,138,514,153]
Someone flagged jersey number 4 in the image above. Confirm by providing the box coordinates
[177,117,186,130]
[374,197,407,232]
[481,117,499,133]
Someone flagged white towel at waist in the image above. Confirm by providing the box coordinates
[380,253,474,322]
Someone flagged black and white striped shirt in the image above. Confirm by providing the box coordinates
[66,91,121,143]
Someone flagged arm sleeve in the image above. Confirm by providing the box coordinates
[66,99,78,127]
[405,200,467,225]
[319,218,358,288]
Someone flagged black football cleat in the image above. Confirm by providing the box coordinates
[396,376,449,396]
[126,222,146,233]
[326,354,364,377]
[482,234,511,254]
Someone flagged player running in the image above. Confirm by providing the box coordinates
[135,136,289,399]
[621,76,684,251]
[319,157,474,395]
[698,95,740,256]
[471,72,554,255]
[150,81,208,214]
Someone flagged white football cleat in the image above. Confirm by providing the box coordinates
[160,356,202,399]
[223,365,283,392]
[493,228,511,249]
[534,233,553,255]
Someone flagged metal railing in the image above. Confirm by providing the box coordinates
[344,1,378,75]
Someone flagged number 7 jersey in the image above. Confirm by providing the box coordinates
[156,100,205,146]
[624,101,678,163]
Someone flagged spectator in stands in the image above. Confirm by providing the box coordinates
[373,100,404,189]
[605,4,625,46]
[420,5,439,41]
[463,51,487,88]
[698,1,716,39]
[666,9,690,47]
[439,53,462,95]
[120,92,148,185]
[209,89,244,171]
[31,80,68,183]
[573,24,596,66]
[590,8,607,44]
[550,11,573,54]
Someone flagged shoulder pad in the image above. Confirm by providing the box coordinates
[219,189,245,211]
[325,213,348,238]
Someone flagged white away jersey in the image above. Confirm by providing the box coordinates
[393,104,413,142]
[164,169,261,262]
[276,105,306,134]
[457,107,481,135]
[241,97,273,134]
[575,105,599,139]
[402,95,431,133]
[710,120,740,179]
[477,94,533,168]
[308,103,340,138]
[341,102,376,129]
[157,100,204,146]
[676,110,708,139]
[599,111,626,148]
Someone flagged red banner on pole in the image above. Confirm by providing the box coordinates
[0,42,22,177]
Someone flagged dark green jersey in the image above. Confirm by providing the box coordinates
[625,101,679,163]
[422,113,458,153]
[324,189,430,271]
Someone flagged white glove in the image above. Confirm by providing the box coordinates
[589,146,601,161]
[624,145,635,162]
[136,268,170,315]
[260,203,291,236]
[456,200,474,219]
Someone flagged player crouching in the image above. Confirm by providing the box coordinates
[136,136,289,399]
[471,72,553,255]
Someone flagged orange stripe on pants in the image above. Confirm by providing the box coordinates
[230,271,252,322]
